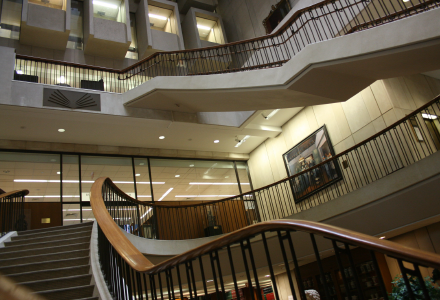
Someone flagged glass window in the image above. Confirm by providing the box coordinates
[133,158,151,200]
[125,12,138,59]
[0,0,22,40]
[80,156,135,203]
[29,0,67,10]
[235,161,252,194]
[67,0,84,50]
[148,5,176,34]
[62,155,80,202]
[0,152,60,202]
[93,0,125,23]
[149,159,240,202]
[63,203,81,225]
[196,16,224,44]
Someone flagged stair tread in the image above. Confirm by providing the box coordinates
[17,222,93,236]
[35,284,94,294]
[6,229,92,245]
[0,256,90,271]
[0,236,91,252]
[0,249,89,266]
[0,242,89,258]
[8,264,90,278]
[21,274,92,286]
[12,227,92,241]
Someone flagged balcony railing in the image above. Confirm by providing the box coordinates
[0,189,28,237]
[92,94,440,240]
[13,0,440,93]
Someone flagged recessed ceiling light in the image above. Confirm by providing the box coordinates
[57,172,61,175]
[175,175,180,177]
[58,129,65,132]
[189,164,194,167]
[136,174,140,177]
[265,275,270,277]
[225,176,229,178]
[214,140,219,143]
[139,163,145,166]
[159,136,165,139]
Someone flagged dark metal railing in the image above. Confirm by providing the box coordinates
[0,189,28,237]
[95,95,440,240]
[95,218,440,300]
[13,0,440,93]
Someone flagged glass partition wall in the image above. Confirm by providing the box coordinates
[0,150,252,227]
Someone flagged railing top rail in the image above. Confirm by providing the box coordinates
[0,189,29,200]
[91,176,440,273]
[14,0,383,74]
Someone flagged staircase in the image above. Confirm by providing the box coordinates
[0,222,98,300]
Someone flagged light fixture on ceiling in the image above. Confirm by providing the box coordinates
[379,236,386,239]
[422,113,438,119]
[265,275,270,277]
[175,175,180,178]
[235,135,250,148]
[225,176,229,178]
[197,24,212,30]
[158,188,173,201]
[57,172,61,175]
[136,174,140,177]
[206,280,214,282]
[189,164,194,167]
[93,0,118,9]
[16,70,23,74]
[139,162,145,165]
[58,129,65,132]
[262,109,280,120]
[189,182,250,185]
[403,0,410,2]
[159,136,165,139]
[149,13,167,20]
[175,195,235,198]
[214,140,220,143]
[14,179,165,184]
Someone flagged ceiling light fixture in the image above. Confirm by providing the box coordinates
[197,24,212,30]
[58,129,65,132]
[262,109,280,120]
[235,135,250,148]
[93,0,118,9]
[158,188,173,201]
[189,164,194,167]
[379,236,386,239]
[175,175,180,177]
[422,113,438,119]
[136,174,140,176]
[175,195,235,198]
[57,172,61,175]
[159,136,165,139]
[214,140,220,143]
[149,13,167,20]
[14,179,164,184]
[16,70,23,74]
[139,162,145,165]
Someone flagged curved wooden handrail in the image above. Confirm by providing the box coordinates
[14,0,425,76]
[0,190,29,200]
[0,274,47,300]
[91,177,440,273]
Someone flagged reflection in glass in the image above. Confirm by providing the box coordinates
[0,152,60,202]
[63,203,81,225]
[67,0,84,50]
[93,0,125,22]
[62,155,80,202]
[148,5,176,34]
[125,12,138,59]
[29,0,66,10]
[196,16,224,44]
[0,0,22,40]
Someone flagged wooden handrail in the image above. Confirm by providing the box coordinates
[0,190,29,200]
[0,274,47,300]
[91,177,440,273]
[14,0,399,75]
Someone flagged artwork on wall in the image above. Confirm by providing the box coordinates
[282,125,342,203]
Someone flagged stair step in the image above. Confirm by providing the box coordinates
[5,229,91,246]
[22,274,92,292]
[0,249,89,267]
[12,225,92,241]
[0,256,90,275]
[36,285,94,300]
[8,265,90,283]
[17,222,93,236]
[0,236,91,252]
[0,242,89,260]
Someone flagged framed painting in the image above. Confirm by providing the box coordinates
[283,125,342,203]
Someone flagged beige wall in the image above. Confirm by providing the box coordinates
[248,74,440,190]
[386,221,440,280]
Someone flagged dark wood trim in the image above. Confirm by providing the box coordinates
[0,189,29,199]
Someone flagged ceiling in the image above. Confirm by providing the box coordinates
[0,104,302,155]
